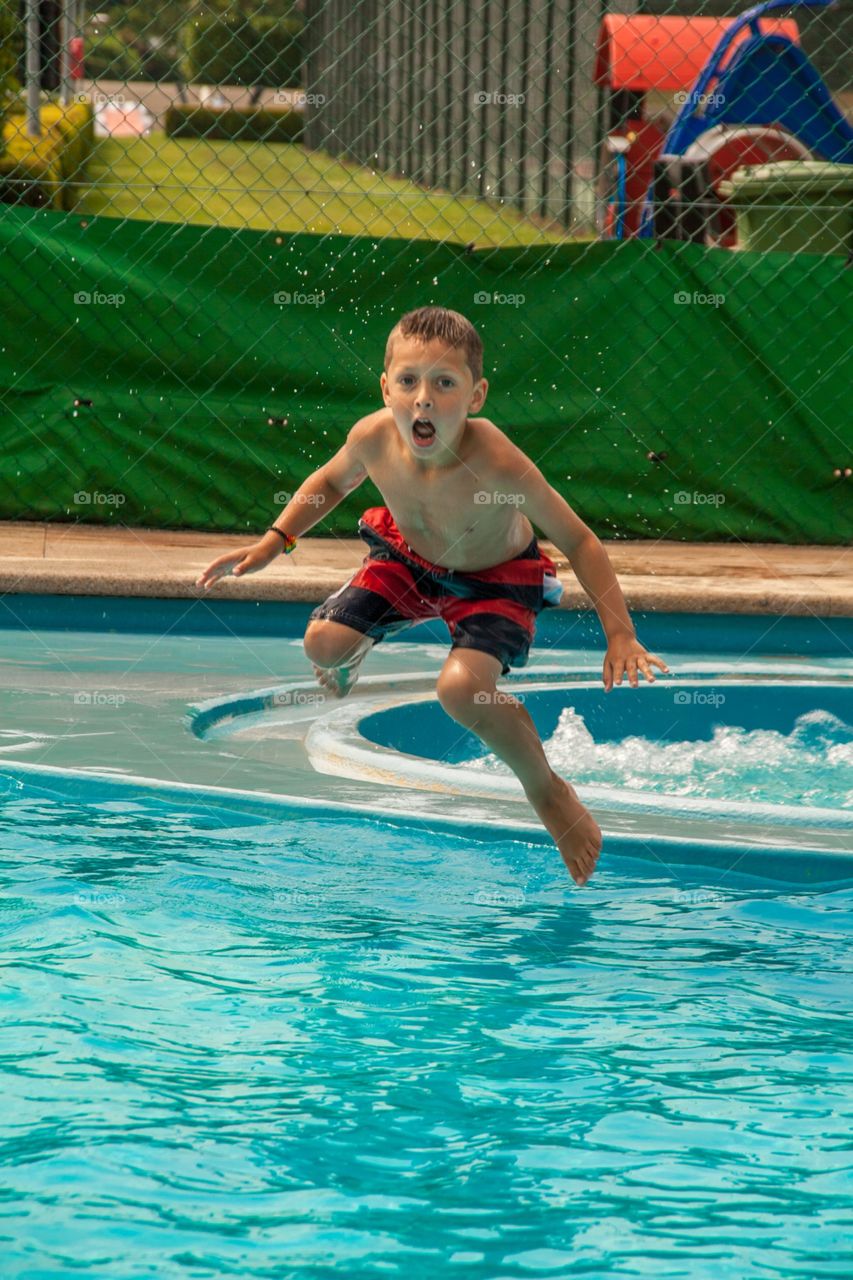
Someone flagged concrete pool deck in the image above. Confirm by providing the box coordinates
[1,520,852,616]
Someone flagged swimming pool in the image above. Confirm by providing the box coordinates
[1,596,852,1277]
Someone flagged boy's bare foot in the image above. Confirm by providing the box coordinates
[530,772,602,886]
[312,657,364,698]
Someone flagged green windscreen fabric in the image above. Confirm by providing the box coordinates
[0,205,850,543]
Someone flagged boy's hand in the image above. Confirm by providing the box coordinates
[603,635,669,691]
[195,541,278,591]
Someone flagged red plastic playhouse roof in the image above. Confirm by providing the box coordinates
[594,14,800,93]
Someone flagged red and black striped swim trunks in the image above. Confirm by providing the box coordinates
[310,506,563,674]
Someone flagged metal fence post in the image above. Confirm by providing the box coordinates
[25,0,42,137]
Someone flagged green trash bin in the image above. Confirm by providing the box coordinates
[719,160,853,256]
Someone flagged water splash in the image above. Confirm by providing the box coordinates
[472,708,853,808]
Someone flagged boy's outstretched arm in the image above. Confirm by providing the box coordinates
[195,423,369,591]
[504,456,669,691]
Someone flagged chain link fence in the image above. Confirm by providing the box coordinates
[0,0,851,543]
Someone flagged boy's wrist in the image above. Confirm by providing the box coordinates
[266,525,298,554]
[604,623,636,642]
[259,529,286,557]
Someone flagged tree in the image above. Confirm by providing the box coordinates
[179,1,303,92]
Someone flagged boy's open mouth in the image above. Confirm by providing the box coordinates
[412,417,436,448]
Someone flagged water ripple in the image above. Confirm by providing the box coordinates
[0,796,851,1278]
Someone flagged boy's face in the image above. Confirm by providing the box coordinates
[381,336,487,463]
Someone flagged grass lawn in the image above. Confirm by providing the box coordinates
[79,133,578,246]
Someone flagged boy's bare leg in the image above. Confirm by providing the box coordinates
[304,620,374,697]
[436,650,602,886]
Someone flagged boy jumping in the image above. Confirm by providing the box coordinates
[196,307,668,886]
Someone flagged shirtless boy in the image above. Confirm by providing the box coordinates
[197,306,669,886]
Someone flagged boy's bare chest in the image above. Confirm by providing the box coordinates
[367,458,531,569]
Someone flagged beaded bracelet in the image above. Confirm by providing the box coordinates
[267,526,298,554]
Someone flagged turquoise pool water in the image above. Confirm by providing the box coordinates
[2,784,852,1279]
[2,599,853,1276]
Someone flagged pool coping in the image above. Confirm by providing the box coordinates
[2,521,852,615]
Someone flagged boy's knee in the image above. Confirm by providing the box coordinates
[436,665,493,725]
[304,619,369,669]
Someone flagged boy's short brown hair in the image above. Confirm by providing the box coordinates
[384,306,484,384]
